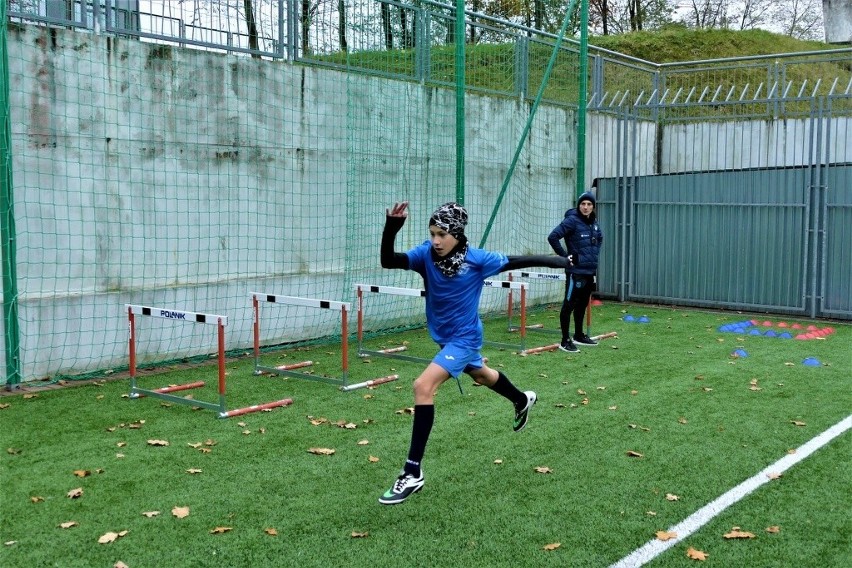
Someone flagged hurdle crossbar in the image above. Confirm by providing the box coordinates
[126,304,292,418]
[252,292,355,387]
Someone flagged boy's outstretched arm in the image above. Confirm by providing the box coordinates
[503,254,572,272]
[381,201,410,270]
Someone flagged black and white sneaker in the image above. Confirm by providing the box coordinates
[513,391,537,432]
[573,334,598,346]
[559,339,579,352]
[379,471,424,505]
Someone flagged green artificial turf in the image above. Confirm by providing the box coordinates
[1,302,849,567]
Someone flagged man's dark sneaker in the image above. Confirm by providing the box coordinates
[513,391,537,432]
[379,471,424,505]
[573,333,598,346]
[559,339,579,352]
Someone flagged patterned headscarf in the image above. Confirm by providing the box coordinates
[429,202,469,277]
[429,202,468,239]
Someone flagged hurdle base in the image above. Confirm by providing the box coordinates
[255,364,346,387]
[219,398,293,418]
[357,349,432,365]
[130,388,224,413]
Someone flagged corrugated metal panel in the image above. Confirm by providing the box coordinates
[629,168,810,312]
[823,164,852,316]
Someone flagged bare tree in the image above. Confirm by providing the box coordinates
[737,0,773,30]
[685,0,731,28]
[243,0,260,56]
[774,0,824,39]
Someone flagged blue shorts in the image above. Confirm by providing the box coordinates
[432,342,484,378]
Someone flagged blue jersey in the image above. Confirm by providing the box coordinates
[406,241,508,349]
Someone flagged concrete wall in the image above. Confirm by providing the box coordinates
[823,0,852,44]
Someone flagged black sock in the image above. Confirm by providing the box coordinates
[403,404,434,477]
[489,371,527,409]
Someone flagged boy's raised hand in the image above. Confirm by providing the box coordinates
[387,201,409,219]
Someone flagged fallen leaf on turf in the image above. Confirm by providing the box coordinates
[626,451,644,458]
[723,528,755,539]
[666,493,679,501]
[30,496,44,503]
[73,470,91,478]
[264,528,278,536]
[767,472,782,480]
[67,488,83,499]
[494,459,503,464]
[646,511,657,516]
[678,417,688,424]
[608,405,618,410]
[238,422,247,427]
[186,468,202,474]
[114,562,129,568]
[59,521,78,529]
[0,403,10,409]
[142,511,160,518]
[577,389,586,395]
[172,506,190,518]
[4,541,16,546]
[7,448,21,455]
[357,440,369,445]
[97,530,128,544]
[543,542,561,551]
[198,448,212,454]
[630,390,638,395]
[23,393,38,399]
[187,442,203,448]
[116,442,126,447]
[351,531,369,538]
[307,448,335,455]
[766,526,780,533]
[790,420,806,427]
[147,439,169,446]
[534,466,553,474]
[210,527,232,534]
[686,546,708,560]
[656,530,677,541]
[116,453,125,458]
[395,407,415,414]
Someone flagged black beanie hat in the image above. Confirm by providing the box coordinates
[577,191,596,207]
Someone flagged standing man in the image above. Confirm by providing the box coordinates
[548,191,603,352]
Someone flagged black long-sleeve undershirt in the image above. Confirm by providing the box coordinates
[380,215,570,272]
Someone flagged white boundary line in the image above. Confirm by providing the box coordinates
[609,415,852,568]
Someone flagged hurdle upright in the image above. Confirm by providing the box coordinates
[126,304,292,418]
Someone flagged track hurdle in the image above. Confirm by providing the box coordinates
[506,271,566,336]
[126,304,292,418]
[354,284,433,365]
[252,292,395,390]
[354,280,531,357]
[252,292,349,386]
[482,279,530,351]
